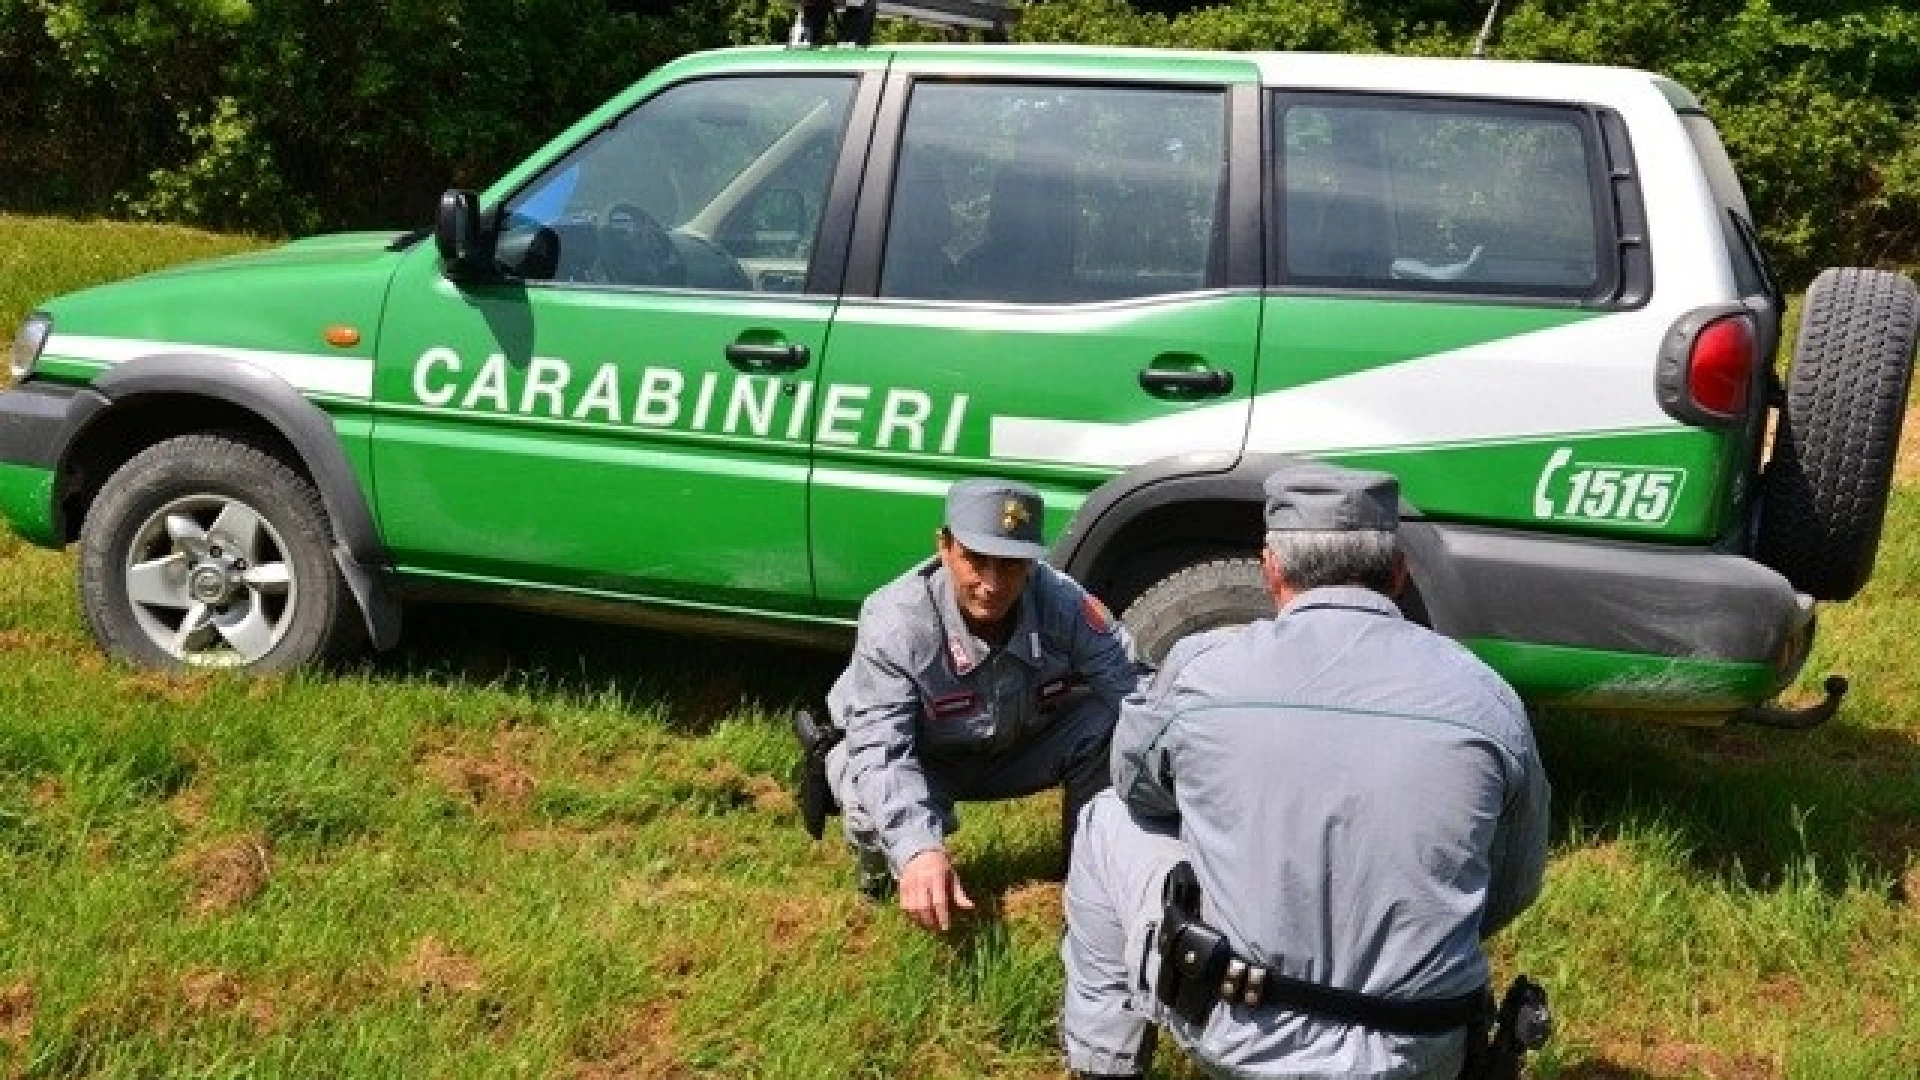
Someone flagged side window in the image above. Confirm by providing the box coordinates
[1678,112,1774,302]
[881,81,1227,304]
[1279,97,1603,298]
[500,76,856,293]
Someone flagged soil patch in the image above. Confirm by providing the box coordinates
[1898,401,1920,483]
[570,1002,694,1079]
[420,730,538,811]
[396,935,484,997]
[178,832,272,915]
[0,980,33,1046]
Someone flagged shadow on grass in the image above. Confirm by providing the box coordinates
[362,601,845,734]
[1537,704,1920,895]
[362,602,1918,899]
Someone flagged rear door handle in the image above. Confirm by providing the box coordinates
[1139,368,1233,395]
[726,341,811,373]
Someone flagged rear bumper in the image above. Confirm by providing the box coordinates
[1404,520,1814,713]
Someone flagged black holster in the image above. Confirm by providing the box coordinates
[1458,975,1551,1080]
[1154,861,1228,1027]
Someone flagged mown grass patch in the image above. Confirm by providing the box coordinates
[4,217,1920,1078]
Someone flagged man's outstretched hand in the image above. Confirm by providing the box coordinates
[899,848,975,933]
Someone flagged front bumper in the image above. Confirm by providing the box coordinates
[0,379,91,545]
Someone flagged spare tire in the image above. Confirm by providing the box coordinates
[1756,267,1920,601]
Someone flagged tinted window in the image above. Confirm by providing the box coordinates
[501,76,855,293]
[881,82,1227,304]
[1279,98,1602,297]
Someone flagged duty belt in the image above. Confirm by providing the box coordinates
[1155,861,1489,1034]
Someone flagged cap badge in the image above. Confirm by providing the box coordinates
[1001,498,1030,533]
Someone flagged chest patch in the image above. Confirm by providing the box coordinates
[928,690,981,720]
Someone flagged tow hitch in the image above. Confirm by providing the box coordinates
[1734,674,1849,730]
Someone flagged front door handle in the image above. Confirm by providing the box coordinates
[726,341,811,373]
[1139,367,1233,395]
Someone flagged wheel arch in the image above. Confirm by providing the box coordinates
[1053,452,1437,625]
[1051,453,1270,612]
[58,354,400,648]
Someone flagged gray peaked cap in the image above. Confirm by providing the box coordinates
[1262,462,1402,533]
[945,478,1048,561]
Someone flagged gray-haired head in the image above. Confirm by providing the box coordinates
[1262,462,1403,593]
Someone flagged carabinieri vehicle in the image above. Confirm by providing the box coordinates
[3,0,1916,726]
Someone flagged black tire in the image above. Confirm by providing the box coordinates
[78,433,363,672]
[1119,557,1274,666]
[1756,267,1920,601]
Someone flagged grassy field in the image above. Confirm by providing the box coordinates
[2,213,1918,1078]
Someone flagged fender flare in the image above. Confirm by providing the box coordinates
[68,353,401,649]
[1051,451,1279,581]
[1051,451,1439,624]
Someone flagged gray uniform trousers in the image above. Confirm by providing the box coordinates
[827,690,1114,872]
[1061,789,1185,1076]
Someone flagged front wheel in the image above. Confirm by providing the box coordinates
[78,433,363,672]
[1119,557,1274,666]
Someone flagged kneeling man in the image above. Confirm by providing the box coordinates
[1061,462,1550,1079]
[799,478,1139,934]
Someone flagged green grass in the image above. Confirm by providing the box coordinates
[3,216,1920,1078]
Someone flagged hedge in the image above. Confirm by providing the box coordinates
[0,0,1912,285]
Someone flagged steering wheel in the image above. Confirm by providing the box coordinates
[599,201,685,287]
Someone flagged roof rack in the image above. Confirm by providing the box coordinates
[789,0,1016,48]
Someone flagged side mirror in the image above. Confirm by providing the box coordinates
[435,189,498,283]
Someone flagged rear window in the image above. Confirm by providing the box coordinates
[1275,94,1605,299]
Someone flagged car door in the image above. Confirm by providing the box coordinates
[806,59,1264,613]
[371,63,880,613]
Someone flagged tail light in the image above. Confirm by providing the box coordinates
[1656,306,1760,427]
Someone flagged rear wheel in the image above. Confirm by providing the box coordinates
[1756,267,1920,601]
[1119,557,1273,665]
[78,433,363,672]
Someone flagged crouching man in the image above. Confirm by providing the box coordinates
[1061,462,1551,1079]
[797,478,1139,933]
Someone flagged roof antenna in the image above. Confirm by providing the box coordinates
[1471,0,1505,59]
[790,0,832,48]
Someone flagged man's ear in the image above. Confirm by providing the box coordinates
[1388,552,1410,598]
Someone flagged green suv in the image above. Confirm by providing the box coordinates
[4,1,1916,724]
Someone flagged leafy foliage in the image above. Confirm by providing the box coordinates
[0,0,1914,281]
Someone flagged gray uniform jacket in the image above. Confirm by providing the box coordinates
[828,558,1137,873]
[1114,586,1550,1076]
